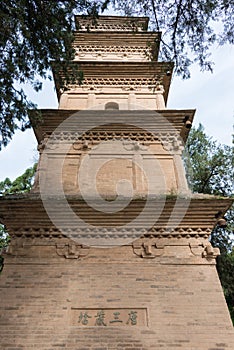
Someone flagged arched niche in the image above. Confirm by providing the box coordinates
[105,102,119,110]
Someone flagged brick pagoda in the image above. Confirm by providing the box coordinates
[0,16,233,350]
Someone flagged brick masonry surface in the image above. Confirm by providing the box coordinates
[1,248,234,350]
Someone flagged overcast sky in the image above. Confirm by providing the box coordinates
[0,44,233,182]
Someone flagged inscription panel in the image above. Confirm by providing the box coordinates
[71,308,148,327]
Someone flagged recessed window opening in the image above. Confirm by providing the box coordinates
[105,102,119,110]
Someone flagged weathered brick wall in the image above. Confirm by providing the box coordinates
[1,244,233,350]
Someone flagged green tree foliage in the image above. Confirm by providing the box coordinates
[216,248,234,323]
[0,163,37,271]
[211,204,234,323]
[184,123,233,196]
[0,0,98,149]
[0,163,37,195]
[184,124,234,323]
[0,224,10,272]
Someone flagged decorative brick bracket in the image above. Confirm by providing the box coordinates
[133,240,220,260]
[190,242,220,259]
[189,243,205,257]
[132,241,164,259]
[56,243,90,259]
[202,243,220,259]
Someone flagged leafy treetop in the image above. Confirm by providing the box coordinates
[0,163,37,196]
[0,0,98,149]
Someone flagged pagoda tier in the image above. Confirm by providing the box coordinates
[29,109,193,196]
[54,61,173,109]
[73,32,161,62]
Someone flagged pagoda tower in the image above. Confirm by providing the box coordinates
[0,16,233,350]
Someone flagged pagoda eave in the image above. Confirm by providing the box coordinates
[30,109,195,144]
[73,31,161,45]
[0,194,232,235]
[75,15,149,32]
[52,61,174,102]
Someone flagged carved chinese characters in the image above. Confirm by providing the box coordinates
[71,308,148,327]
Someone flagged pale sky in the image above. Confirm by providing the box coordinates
[0,44,233,182]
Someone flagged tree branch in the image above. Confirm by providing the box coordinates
[171,0,183,59]
[151,0,160,31]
